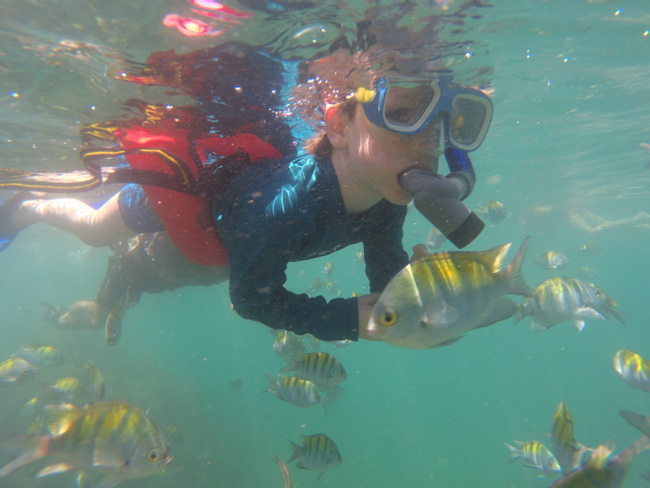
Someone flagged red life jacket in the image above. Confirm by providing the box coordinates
[114,125,283,266]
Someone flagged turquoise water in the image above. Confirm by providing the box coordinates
[1,0,650,487]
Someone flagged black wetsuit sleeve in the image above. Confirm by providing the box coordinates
[219,199,360,342]
[363,205,409,293]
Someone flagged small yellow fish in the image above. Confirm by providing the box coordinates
[288,434,342,480]
[46,377,86,400]
[0,357,37,386]
[504,440,560,474]
[263,372,322,409]
[306,277,323,295]
[550,438,650,488]
[13,345,64,367]
[273,330,307,361]
[532,250,570,270]
[280,352,347,388]
[368,238,530,349]
[322,262,335,276]
[551,400,592,474]
[477,200,507,224]
[0,400,172,486]
[613,350,650,393]
[514,276,626,332]
[324,279,338,294]
[105,296,125,346]
[85,360,105,400]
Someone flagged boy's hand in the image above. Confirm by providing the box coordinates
[357,293,382,341]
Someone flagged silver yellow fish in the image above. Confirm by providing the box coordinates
[533,250,570,270]
[577,242,602,257]
[477,200,508,224]
[0,357,37,386]
[85,360,106,400]
[368,238,531,349]
[45,377,87,401]
[551,400,592,474]
[613,350,650,393]
[13,345,64,367]
[504,440,560,474]
[263,372,322,409]
[514,276,626,332]
[280,352,347,388]
[273,330,307,361]
[105,295,125,346]
[549,438,650,488]
[288,434,342,480]
[0,400,172,487]
[620,411,650,438]
[426,227,447,250]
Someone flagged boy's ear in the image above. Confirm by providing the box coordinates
[325,105,350,149]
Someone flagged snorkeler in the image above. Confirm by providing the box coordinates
[0,42,494,343]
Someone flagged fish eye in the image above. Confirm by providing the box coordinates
[147,450,159,462]
[380,310,398,327]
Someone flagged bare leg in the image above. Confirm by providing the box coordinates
[10,193,135,246]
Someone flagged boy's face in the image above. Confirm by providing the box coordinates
[346,104,441,206]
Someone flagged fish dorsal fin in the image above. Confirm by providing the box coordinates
[44,403,79,436]
[475,243,512,273]
[93,438,128,469]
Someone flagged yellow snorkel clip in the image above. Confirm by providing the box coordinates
[354,86,376,103]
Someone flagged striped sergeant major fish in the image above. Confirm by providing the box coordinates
[368,237,531,349]
[288,434,342,480]
[550,437,650,488]
[514,276,626,332]
[613,349,650,394]
[263,372,323,410]
[551,400,592,475]
[0,400,172,488]
[279,352,347,388]
[0,357,37,386]
[504,440,560,475]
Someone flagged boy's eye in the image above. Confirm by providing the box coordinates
[385,108,414,124]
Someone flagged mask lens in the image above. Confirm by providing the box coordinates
[383,83,437,128]
[449,95,490,148]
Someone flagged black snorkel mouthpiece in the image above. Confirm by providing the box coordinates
[399,149,484,249]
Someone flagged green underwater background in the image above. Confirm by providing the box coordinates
[1,0,650,486]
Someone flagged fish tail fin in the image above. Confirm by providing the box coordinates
[513,303,527,325]
[606,301,629,325]
[262,372,277,394]
[503,236,532,297]
[503,442,519,462]
[278,357,298,373]
[0,434,51,478]
[287,442,303,465]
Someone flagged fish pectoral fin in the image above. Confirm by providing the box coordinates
[35,462,75,478]
[573,320,586,332]
[428,336,464,348]
[427,301,460,327]
[92,439,128,469]
[530,320,550,333]
[0,434,50,478]
[576,307,604,320]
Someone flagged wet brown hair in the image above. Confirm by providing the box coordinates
[290,48,382,157]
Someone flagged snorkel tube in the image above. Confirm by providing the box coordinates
[399,148,484,249]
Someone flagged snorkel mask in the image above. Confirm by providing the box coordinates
[357,75,493,248]
[356,74,493,152]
